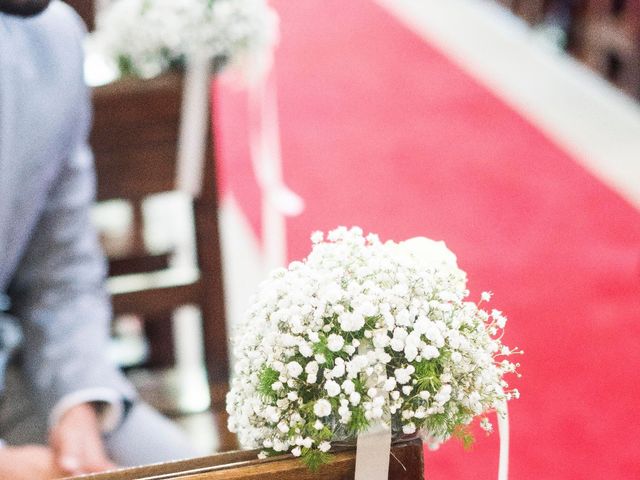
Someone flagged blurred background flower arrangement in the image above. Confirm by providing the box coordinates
[88,0,279,79]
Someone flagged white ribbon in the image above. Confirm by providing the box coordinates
[176,48,303,270]
[497,400,509,480]
[355,401,510,480]
[354,343,392,480]
[176,55,211,197]
[355,424,392,480]
[247,63,304,269]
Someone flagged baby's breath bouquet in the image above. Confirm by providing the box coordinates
[226,227,520,469]
[89,0,278,78]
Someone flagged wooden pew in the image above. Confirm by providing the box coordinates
[571,0,640,99]
[91,72,234,447]
[68,439,424,480]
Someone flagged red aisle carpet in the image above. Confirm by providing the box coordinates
[215,0,640,477]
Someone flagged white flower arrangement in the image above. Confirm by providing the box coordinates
[226,227,521,469]
[88,0,279,78]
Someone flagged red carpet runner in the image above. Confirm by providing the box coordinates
[214,1,640,477]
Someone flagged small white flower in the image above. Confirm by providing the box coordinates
[492,309,507,329]
[339,312,365,332]
[394,367,412,384]
[331,362,346,378]
[325,380,341,397]
[342,379,355,394]
[349,391,361,406]
[403,423,417,434]
[319,441,331,452]
[383,377,397,391]
[305,361,319,375]
[390,337,405,352]
[299,342,313,358]
[277,421,289,433]
[287,362,303,378]
[344,345,356,355]
[291,446,302,457]
[422,345,439,359]
[327,334,345,352]
[480,417,493,432]
[373,332,390,349]
[435,384,452,404]
[481,291,492,302]
[314,399,332,417]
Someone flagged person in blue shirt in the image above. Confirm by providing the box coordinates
[0,1,197,477]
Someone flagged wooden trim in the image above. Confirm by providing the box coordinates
[111,282,201,316]
[69,439,424,480]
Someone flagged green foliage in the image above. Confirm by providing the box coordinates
[363,314,381,331]
[453,425,475,450]
[117,55,135,77]
[347,406,369,436]
[301,449,332,472]
[257,366,280,401]
[313,332,336,367]
[424,406,476,451]
[414,359,442,393]
[424,412,449,439]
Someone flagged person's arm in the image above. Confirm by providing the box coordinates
[7,6,135,474]
[8,113,133,477]
[0,444,66,480]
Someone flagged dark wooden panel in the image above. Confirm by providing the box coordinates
[108,253,172,276]
[572,0,640,98]
[111,282,201,316]
[94,144,177,200]
[64,0,95,30]
[92,122,180,153]
[91,74,184,200]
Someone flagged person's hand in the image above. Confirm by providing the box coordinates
[48,403,117,476]
[0,444,66,479]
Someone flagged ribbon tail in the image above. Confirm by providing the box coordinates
[248,63,304,269]
[248,68,304,216]
[176,55,211,197]
[497,400,509,480]
[355,425,392,480]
